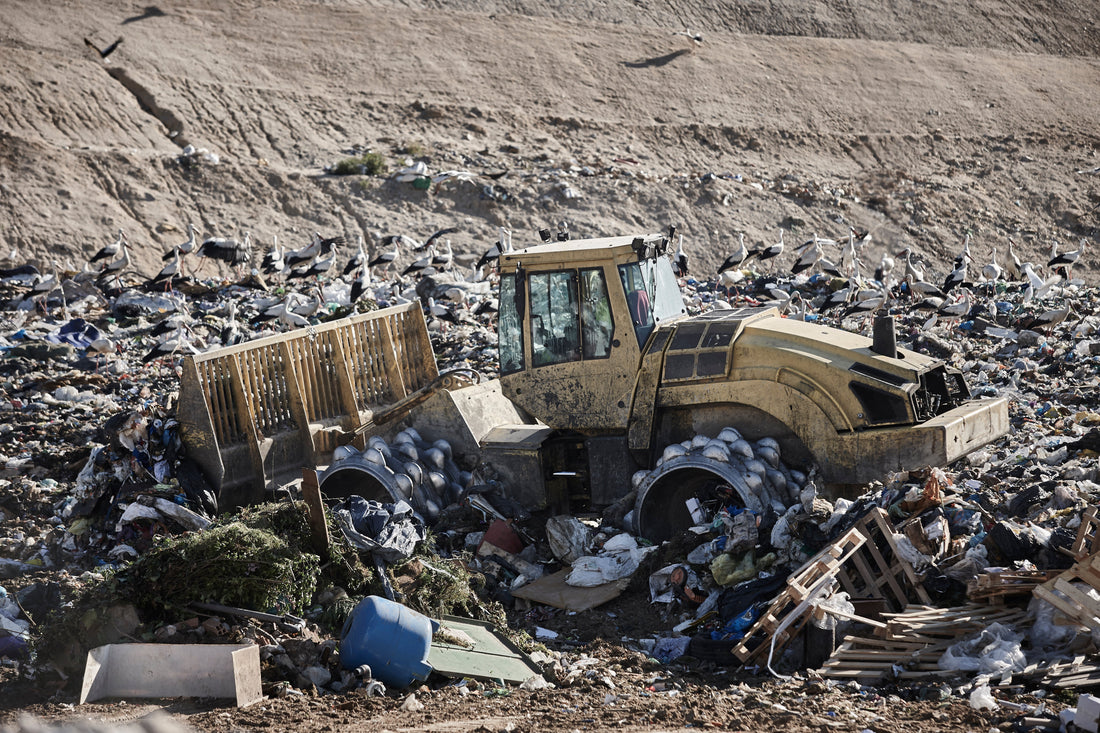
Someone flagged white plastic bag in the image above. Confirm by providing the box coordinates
[938,622,1026,676]
[546,516,594,564]
[811,591,855,630]
[969,684,998,711]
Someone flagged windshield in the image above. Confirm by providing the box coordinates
[619,256,684,347]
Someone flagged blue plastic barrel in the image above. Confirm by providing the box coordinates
[340,595,438,688]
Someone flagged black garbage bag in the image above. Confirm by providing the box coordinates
[333,496,426,563]
[984,520,1043,563]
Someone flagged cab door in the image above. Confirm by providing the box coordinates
[500,266,639,431]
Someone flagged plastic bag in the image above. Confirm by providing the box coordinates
[546,516,594,564]
[811,591,855,630]
[969,684,998,711]
[891,532,933,570]
[1028,593,1079,650]
[566,533,656,587]
[652,636,692,663]
[938,622,1026,676]
[943,544,990,583]
[710,551,757,586]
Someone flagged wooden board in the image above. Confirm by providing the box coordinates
[816,602,1030,682]
[731,509,932,667]
[730,527,868,664]
[967,568,1059,604]
[510,569,629,612]
[1034,551,1100,629]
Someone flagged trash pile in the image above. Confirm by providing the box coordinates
[0,241,1098,732]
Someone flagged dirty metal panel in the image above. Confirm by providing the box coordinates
[427,616,541,684]
[586,435,641,506]
[480,424,554,450]
[662,318,745,383]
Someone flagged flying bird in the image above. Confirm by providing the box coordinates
[198,231,252,266]
[84,36,123,61]
[672,29,704,44]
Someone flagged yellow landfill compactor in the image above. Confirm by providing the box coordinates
[179,232,1008,541]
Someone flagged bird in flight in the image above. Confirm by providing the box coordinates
[84,37,123,62]
[672,29,704,44]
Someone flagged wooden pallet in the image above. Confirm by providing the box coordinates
[731,509,930,666]
[1019,656,1100,689]
[841,507,932,609]
[967,568,1060,605]
[1069,505,1100,560]
[1033,551,1100,629]
[816,603,1031,681]
[879,603,1030,641]
[817,634,952,682]
[731,527,869,664]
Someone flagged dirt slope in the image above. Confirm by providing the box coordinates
[0,0,1098,280]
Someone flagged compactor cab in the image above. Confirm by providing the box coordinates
[496,233,685,432]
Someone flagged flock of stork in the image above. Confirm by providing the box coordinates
[699,228,1088,334]
[3,222,1090,369]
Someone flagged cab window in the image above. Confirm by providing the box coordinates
[580,268,613,360]
[527,268,614,367]
[530,271,580,367]
[619,262,655,347]
[498,273,524,374]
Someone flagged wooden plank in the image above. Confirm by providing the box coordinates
[300,468,329,554]
[378,318,408,401]
[1052,577,1100,623]
[327,332,363,435]
[278,341,315,459]
[228,354,266,498]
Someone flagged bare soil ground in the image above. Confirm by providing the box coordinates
[1,0,1098,282]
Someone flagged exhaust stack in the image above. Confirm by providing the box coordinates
[872,313,897,359]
